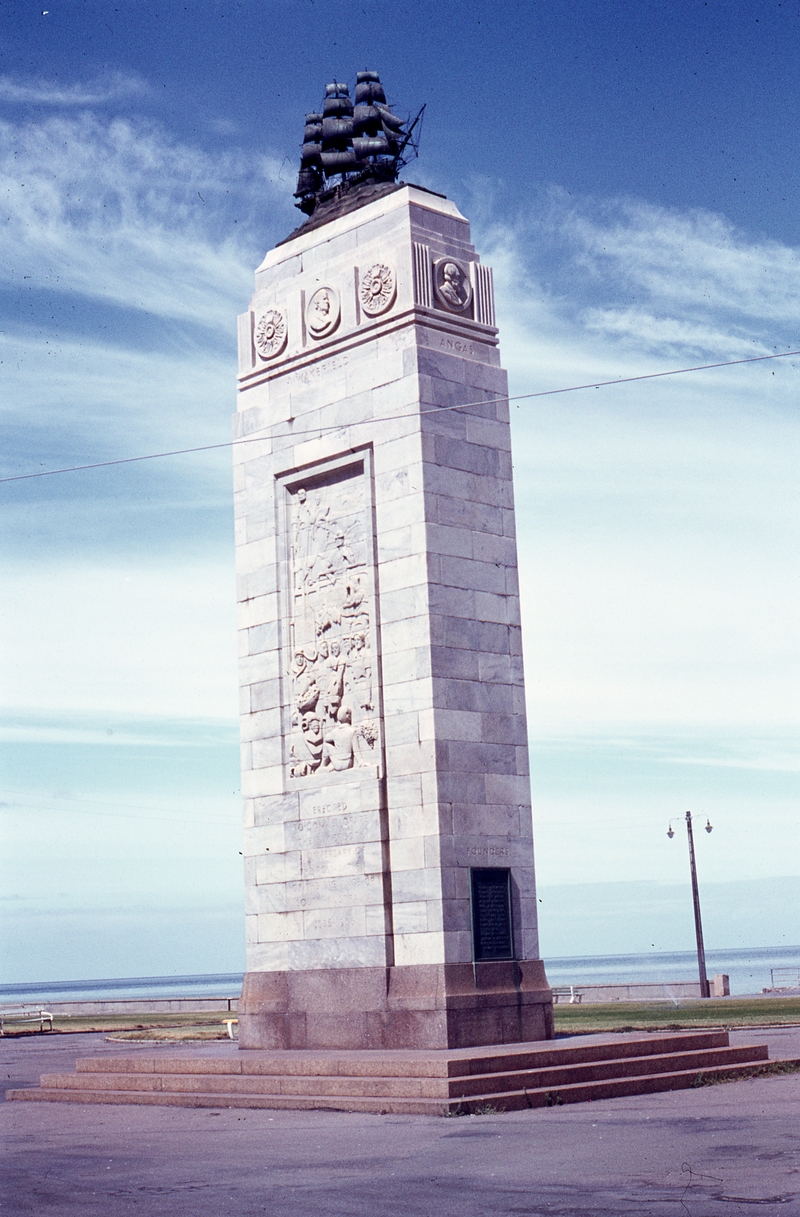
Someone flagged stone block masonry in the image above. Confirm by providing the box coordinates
[234,184,552,1050]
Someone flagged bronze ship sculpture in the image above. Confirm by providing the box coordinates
[294,70,424,217]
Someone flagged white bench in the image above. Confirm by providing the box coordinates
[551,986,583,1005]
[0,1007,54,1034]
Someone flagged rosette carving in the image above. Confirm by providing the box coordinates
[254,309,287,360]
[359,262,396,316]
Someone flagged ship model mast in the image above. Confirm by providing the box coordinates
[294,70,424,216]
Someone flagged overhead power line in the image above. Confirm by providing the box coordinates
[1,348,797,486]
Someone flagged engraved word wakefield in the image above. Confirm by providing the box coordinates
[233,71,552,1051]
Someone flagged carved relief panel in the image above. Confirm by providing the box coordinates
[279,451,382,784]
[306,286,341,339]
[432,256,473,315]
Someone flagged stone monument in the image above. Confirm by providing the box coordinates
[233,72,552,1050]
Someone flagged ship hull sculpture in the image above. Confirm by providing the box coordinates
[294,71,424,217]
[234,72,553,1050]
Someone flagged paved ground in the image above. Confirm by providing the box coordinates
[2,1029,800,1216]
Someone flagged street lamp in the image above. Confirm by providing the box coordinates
[667,811,713,999]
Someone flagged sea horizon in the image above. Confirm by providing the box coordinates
[2,943,799,1002]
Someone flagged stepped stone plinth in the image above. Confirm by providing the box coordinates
[7,1031,780,1114]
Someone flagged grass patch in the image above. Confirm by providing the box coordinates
[554,996,800,1033]
[691,1060,800,1087]
[106,1027,230,1042]
[1,1013,234,1037]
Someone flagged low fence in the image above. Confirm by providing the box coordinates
[767,968,800,991]
[7,996,240,1016]
[552,975,730,1004]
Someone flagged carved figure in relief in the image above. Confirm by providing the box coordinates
[291,488,314,589]
[290,712,324,777]
[292,650,320,715]
[312,289,332,322]
[439,262,468,309]
[340,574,364,619]
[319,529,354,585]
[286,469,380,781]
[307,286,340,338]
[350,631,373,711]
[324,706,356,771]
[320,640,345,719]
[293,487,335,593]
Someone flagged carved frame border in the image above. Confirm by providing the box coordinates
[275,445,384,790]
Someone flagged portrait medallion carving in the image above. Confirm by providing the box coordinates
[432,257,473,314]
[254,308,288,360]
[283,458,381,781]
[306,286,340,339]
[359,262,396,316]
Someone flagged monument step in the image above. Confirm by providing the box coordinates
[446,1043,768,1098]
[6,1057,788,1115]
[33,1043,768,1102]
[7,1032,782,1113]
[69,1029,732,1079]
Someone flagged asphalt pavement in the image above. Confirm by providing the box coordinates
[2,1028,800,1216]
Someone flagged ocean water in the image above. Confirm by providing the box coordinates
[0,973,244,1003]
[544,944,800,996]
[2,945,800,1003]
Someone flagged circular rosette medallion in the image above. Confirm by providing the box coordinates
[432,257,473,314]
[359,262,396,317]
[306,286,340,339]
[254,308,287,360]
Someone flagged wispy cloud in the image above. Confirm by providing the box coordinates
[461,185,800,750]
[0,72,149,106]
[0,111,292,329]
[470,185,800,382]
[563,196,800,329]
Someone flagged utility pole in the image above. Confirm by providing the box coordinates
[668,811,712,999]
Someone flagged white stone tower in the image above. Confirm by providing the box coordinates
[233,176,552,1049]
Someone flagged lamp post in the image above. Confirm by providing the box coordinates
[667,811,713,999]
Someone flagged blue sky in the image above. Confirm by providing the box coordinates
[1,0,799,981]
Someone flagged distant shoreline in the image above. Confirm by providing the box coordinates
[2,944,799,1002]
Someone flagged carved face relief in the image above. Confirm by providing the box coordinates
[285,461,381,782]
[306,286,340,338]
[359,262,396,316]
[254,308,288,360]
[433,257,473,314]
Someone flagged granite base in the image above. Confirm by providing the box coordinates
[237,961,554,1050]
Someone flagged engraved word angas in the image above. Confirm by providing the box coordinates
[285,461,380,781]
[359,262,396,316]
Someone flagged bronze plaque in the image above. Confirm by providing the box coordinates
[470,868,514,961]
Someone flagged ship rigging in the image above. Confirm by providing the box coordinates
[294,70,424,216]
